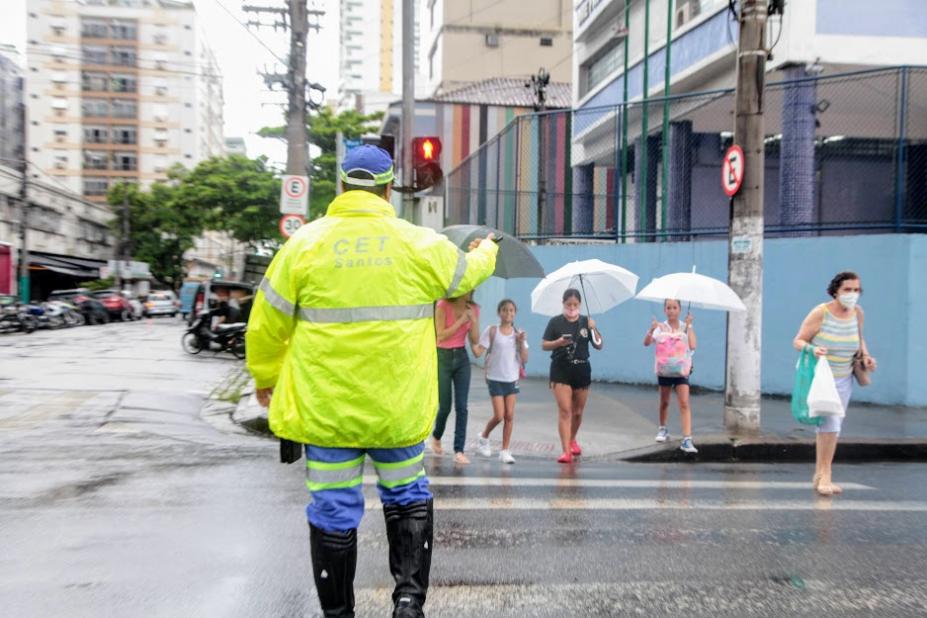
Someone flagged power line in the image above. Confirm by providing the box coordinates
[208,0,288,65]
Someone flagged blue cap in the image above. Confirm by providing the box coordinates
[341,145,394,186]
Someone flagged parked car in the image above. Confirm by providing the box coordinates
[145,291,178,317]
[93,290,136,321]
[117,291,145,319]
[47,289,109,325]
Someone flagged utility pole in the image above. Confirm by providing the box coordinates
[245,2,324,177]
[724,0,767,433]
[17,158,29,303]
[115,192,130,290]
[401,0,415,220]
[285,0,308,176]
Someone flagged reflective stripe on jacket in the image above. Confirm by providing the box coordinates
[246,190,497,448]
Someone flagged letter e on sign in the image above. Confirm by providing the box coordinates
[280,174,309,216]
[721,145,745,197]
[279,214,305,239]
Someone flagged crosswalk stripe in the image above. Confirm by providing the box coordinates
[362,475,874,491]
[364,497,927,512]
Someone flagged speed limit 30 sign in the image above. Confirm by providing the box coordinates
[279,214,305,238]
[721,145,745,197]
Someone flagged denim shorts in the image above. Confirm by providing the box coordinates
[487,379,519,397]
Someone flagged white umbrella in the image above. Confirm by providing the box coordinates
[635,269,746,312]
[530,259,639,316]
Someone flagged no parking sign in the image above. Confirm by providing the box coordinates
[280,175,309,216]
[721,145,745,197]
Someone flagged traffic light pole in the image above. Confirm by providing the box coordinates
[724,0,767,433]
[401,0,415,220]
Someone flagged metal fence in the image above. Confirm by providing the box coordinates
[445,66,927,241]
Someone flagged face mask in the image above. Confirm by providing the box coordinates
[564,306,580,320]
[838,292,859,310]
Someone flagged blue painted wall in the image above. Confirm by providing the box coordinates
[472,234,927,406]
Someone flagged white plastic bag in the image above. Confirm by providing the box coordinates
[807,359,845,418]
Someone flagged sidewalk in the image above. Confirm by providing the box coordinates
[231,365,927,463]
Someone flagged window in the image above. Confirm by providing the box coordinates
[83,151,109,170]
[82,46,108,64]
[83,178,109,196]
[111,47,136,67]
[111,74,137,93]
[51,25,65,36]
[113,126,136,145]
[111,20,137,40]
[54,129,68,143]
[154,33,167,45]
[485,33,499,48]
[51,98,69,110]
[582,43,623,97]
[82,71,109,91]
[83,126,109,143]
[114,152,137,171]
[540,37,553,47]
[81,18,109,39]
[54,155,68,170]
[111,99,137,118]
[155,85,168,96]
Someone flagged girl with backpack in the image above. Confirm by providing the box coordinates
[644,299,698,453]
[476,299,528,464]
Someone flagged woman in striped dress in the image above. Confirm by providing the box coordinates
[793,272,877,496]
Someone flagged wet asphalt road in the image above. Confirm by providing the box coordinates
[1,320,926,617]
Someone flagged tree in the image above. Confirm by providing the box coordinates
[172,155,281,248]
[259,107,383,219]
[107,181,204,290]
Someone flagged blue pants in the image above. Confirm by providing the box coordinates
[305,442,432,532]
[433,346,471,453]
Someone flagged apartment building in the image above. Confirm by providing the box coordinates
[422,0,573,97]
[0,45,26,173]
[25,0,225,203]
[339,0,423,114]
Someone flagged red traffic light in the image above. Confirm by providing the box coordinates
[412,137,442,163]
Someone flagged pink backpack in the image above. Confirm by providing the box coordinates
[653,324,691,378]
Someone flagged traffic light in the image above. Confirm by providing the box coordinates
[411,136,443,191]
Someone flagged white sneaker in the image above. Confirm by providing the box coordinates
[680,437,698,453]
[499,450,515,464]
[477,436,491,457]
[655,426,669,443]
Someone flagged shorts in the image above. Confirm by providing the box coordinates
[487,379,519,397]
[657,375,690,387]
[816,375,852,434]
[550,360,592,390]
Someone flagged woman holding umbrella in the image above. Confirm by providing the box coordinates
[542,289,604,464]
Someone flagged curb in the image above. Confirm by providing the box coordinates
[619,434,927,463]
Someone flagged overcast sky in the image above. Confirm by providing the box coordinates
[0,0,341,169]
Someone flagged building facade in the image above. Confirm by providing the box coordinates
[339,0,422,115]
[0,45,25,174]
[0,163,113,298]
[567,0,927,238]
[25,0,225,204]
[422,0,573,97]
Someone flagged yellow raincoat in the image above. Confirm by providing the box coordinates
[246,190,497,448]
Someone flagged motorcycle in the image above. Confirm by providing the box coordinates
[0,303,38,334]
[44,301,86,327]
[181,309,246,359]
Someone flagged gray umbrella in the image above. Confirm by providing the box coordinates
[441,225,545,279]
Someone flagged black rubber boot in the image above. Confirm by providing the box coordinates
[383,499,433,618]
[309,524,357,618]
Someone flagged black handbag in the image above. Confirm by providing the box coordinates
[279,439,303,464]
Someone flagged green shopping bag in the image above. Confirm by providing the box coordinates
[791,347,823,426]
